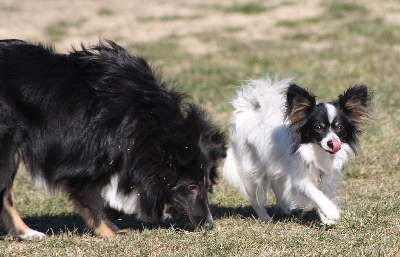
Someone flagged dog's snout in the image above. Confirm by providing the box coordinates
[327,138,341,152]
[203,216,214,230]
[192,215,214,230]
[205,220,213,229]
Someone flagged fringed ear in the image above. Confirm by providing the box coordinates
[204,131,227,186]
[285,84,316,153]
[184,105,227,161]
[285,84,316,125]
[200,130,227,160]
[338,85,372,124]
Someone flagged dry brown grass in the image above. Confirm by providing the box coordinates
[1,0,400,256]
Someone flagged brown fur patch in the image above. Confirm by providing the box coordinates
[344,99,368,123]
[93,221,119,238]
[289,100,313,124]
[72,201,128,238]
[92,222,129,238]
[1,191,30,236]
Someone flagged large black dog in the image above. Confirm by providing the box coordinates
[0,39,226,240]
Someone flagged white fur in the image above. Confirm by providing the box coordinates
[101,175,171,222]
[31,173,168,223]
[223,76,354,224]
[19,229,47,240]
[32,175,63,195]
[321,103,341,152]
[101,175,142,216]
[325,103,337,123]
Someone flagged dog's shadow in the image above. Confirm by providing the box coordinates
[0,213,195,239]
[0,205,324,239]
[210,204,325,228]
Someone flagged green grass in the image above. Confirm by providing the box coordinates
[97,7,114,17]
[1,0,400,256]
[224,1,267,14]
[276,17,323,28]
[45,19,87,42]
[325,2,370,19]
[138,15,204,23]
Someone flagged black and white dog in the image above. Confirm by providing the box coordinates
[0,39,226,240]
[223,76,371,225]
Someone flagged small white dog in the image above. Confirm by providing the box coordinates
[223,76,371,224]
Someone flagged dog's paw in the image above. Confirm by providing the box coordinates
[258,215,272,222]
[18,229,47,241]
[116,229,130,235]
[317,203,340,225]
[318,210,338,225]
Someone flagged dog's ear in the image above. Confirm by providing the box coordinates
[184,105,227,160]
[199,130,227,160]
[285,84,316,125]
[199,130,226,186]
[338,85,372,124]
[179,105,226,186]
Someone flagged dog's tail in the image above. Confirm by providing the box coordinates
[232,75,294,120]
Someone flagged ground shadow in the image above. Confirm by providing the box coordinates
[0,212,195,239]
[210,203,327,228]
[0,204,327,239]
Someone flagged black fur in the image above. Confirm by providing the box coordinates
[0,39,226,238]
[285,84,371,153]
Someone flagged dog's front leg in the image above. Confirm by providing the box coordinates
[69,184,129,238]
[296,180,340,225]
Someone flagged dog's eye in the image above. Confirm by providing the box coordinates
[188,184,198,193]
[336,124,343,131]
[315,125,323,132]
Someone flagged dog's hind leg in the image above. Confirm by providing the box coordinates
[223,149,271,221]
[68,184,129,238]
[242,178,272,221]
[271,177,292,216]
[1,189,47,240]
[249,185,272,221]
[0,143,46,240]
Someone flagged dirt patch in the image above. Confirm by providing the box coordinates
[0,0,323,52]
[0,0,399,54]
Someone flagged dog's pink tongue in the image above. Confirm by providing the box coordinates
[331,138,341,152]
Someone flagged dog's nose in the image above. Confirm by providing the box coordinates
[194,216,214,230]
[327,138,341,152]
[204,219,214,229]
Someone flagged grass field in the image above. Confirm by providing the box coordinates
[1,0,400,256]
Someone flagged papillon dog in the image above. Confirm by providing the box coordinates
[223,76,371,225]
